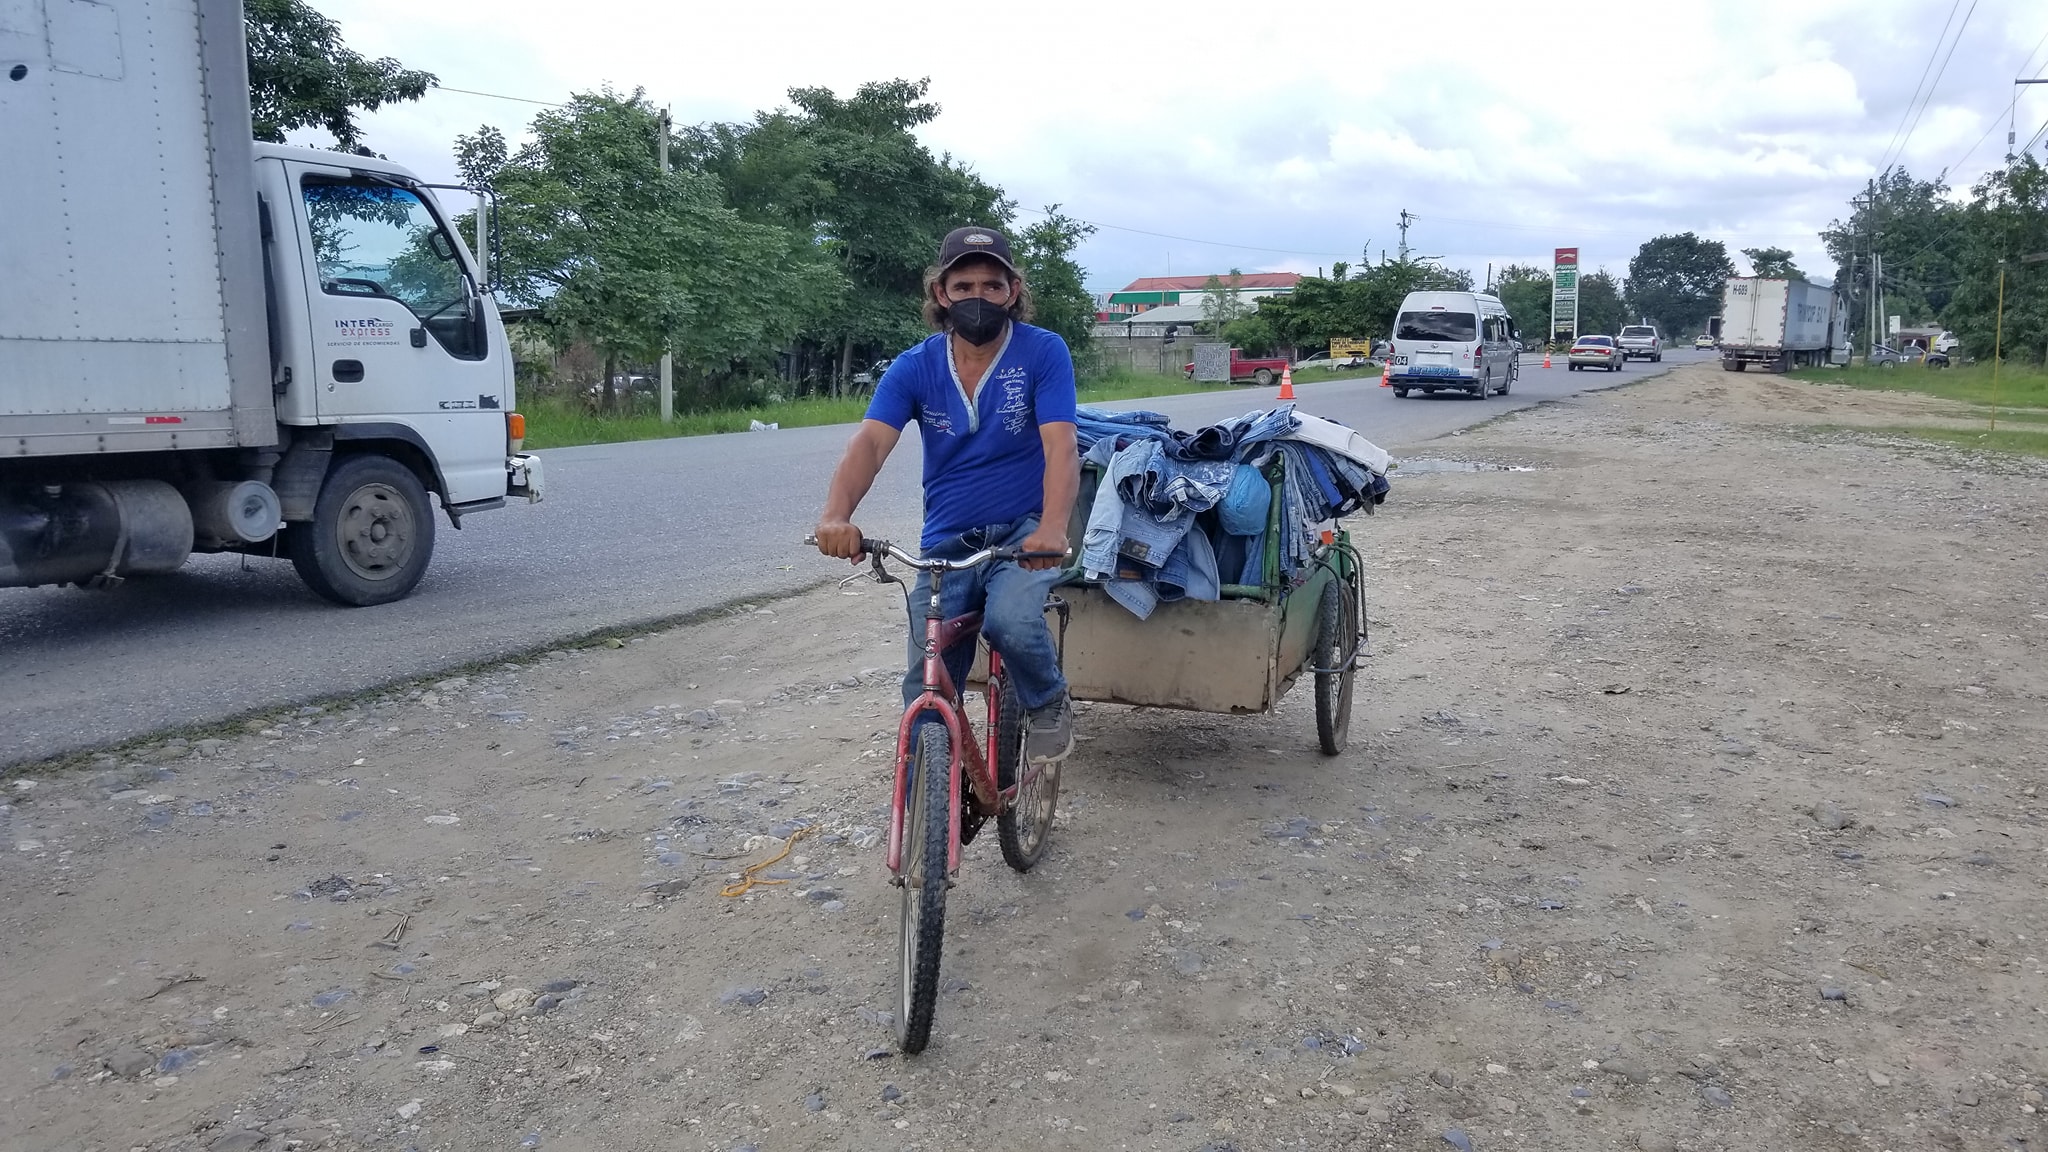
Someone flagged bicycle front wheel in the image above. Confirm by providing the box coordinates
[896,723,952,1054]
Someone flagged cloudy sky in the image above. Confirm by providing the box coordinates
[311,0,2048,295]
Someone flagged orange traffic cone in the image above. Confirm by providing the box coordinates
[1542,350,1552,368]
[1277,366,1295,400]
[1380,363,1391,387]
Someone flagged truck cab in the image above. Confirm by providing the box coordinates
[260,147,530,511]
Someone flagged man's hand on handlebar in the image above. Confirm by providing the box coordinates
[1018,525,1072,571]
[812,520,867,564]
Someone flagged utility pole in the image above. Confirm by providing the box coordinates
[1397,210,1414,263]
[657,106,675,424]
[2012,79,2048,159]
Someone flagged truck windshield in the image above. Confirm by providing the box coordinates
[1395,311,1477,342]
[302,177,481,359]
[1621,326,1655,338]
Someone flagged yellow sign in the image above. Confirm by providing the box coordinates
[1329,337,1373,358]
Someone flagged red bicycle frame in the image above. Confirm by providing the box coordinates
[884,574,1009,879]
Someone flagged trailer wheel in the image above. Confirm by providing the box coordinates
[288,454,436,607]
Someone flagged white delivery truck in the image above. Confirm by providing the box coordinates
[1,0,541,606]
[1718,276,1851,373]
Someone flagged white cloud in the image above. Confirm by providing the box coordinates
[309,0,2048,291]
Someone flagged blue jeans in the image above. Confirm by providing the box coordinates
[902,516,1066,718]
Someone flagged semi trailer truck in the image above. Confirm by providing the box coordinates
[1718,276,1851,373]
[1,0,541,606]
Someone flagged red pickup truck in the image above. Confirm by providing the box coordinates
[1182,348,1290,386]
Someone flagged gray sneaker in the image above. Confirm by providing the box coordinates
[1025,693,1075,764]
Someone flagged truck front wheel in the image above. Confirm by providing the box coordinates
[288,454,436,607]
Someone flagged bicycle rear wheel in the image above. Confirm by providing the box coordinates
[896,723,952,1053]
[1314,575,1357,756]
[995,677,1059,872]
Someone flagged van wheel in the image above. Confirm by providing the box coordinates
[1499,371,1513,396]
[287,454,436,607]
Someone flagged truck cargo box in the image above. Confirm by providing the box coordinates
[0,0,273,455]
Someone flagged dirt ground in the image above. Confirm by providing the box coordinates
[4,363,2046,1152]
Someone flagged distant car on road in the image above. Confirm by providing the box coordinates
[850,357,893,394]
[1568,335,1624,372]
[1291,350,1367,371]
[1618,325,1662,362]
[1694,334,1716,350]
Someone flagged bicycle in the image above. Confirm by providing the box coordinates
[808,534,1069,1054]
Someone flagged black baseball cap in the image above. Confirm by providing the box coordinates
[937,225,1017,276]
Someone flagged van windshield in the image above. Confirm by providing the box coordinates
[1396,311,1477,342]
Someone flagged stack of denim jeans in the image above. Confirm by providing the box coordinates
[1071,404,1390,618]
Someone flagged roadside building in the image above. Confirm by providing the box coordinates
[1105,273,1301,315]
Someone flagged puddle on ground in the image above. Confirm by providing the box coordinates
[1392,458,1538,474]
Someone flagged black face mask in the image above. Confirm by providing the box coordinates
[948,297,1009,346]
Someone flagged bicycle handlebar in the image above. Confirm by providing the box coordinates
[804,534,1066,572]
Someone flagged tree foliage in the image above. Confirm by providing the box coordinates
[477,90,838,404]
[1948,155,2048,365]
[1014,207,1099,354]
[1578,270,1628,336]
[1254,258,1476,353]
[1820,168,1960,347]
[678,78,1022,389]
[244,0,434,149]
[1199,270,1252,336]
[1492,264,1552,340]
[1623,233,1733,336]
[1741,246,1804,279]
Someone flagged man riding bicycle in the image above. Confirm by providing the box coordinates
[813,225,1080,766]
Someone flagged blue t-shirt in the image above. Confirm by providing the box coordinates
[865,322,1078,549]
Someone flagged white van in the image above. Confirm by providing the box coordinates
[1387,291,1519,399]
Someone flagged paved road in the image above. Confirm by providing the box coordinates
[0,349,1713,766]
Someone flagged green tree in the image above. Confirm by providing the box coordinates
[244,0,434,149]
[680,78,1012,392]
[1948,154,2048,365]
[1199,270,1252,336]
[1256,257,1475,352]
[1820,168,1961,348]
[1220,312,1280,357]
[484,90,838,409]
[1624,233,1734,335]
[1013,206,1098,357]
[454,125,508,191]
[1493,264,1552,340]
[1578,269,1628,336]
[1740,246,1804,279]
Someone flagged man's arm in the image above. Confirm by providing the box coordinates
[814,419,903,562]
[1020,420,1079,571]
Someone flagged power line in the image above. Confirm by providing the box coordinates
[429,83,564,107]
[1877,0,1966,176]
[1893,0,1980,168]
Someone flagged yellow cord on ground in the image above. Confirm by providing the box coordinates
[719,825,817,898]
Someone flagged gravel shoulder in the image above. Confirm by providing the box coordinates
[4,363,2046,1152]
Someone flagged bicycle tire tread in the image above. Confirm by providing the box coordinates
[898,724,951,1053]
